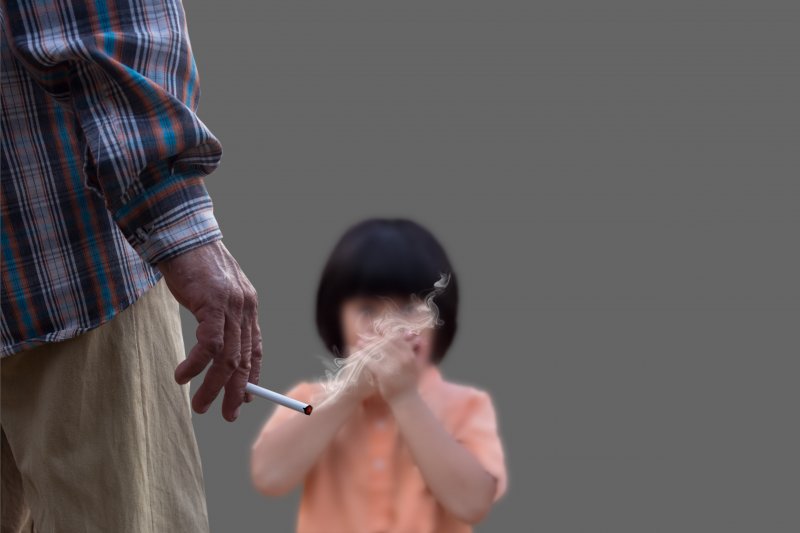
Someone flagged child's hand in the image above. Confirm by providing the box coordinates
[367,331,422,404]
[335,337,378,402]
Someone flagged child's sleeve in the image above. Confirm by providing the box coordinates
[454,390,509,502]
[257,382,318,433]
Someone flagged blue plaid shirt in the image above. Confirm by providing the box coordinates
[1,0,223,356]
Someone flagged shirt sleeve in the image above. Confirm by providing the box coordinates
[257,382,321,434]
[454,390,509,502]
[2,0,224,265]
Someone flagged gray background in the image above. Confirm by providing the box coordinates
[181,1,799,531]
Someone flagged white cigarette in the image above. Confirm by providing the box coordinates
[245,382,313,415]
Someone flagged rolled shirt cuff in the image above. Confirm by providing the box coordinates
[112,160,223,266]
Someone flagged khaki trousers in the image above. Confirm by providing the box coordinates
[1,279,209,533]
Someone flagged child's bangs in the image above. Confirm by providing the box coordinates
[345,238,442,300]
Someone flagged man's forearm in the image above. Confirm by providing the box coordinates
[3,0,223,266]
[121,171,223,266]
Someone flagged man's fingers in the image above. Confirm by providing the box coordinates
[176,343,214,385]
[238,285,257,404]
[222,356,250,420]
[246,317,263,403]
[175,313,224,385]
[238,285,258,404]
[191,306,242,418]
[239,316,253,403]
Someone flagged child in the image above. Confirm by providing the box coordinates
[251,218,507,533]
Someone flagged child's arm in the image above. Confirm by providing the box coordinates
[250,371,373,496]
[368,336,500,524]
[390,391,498,524]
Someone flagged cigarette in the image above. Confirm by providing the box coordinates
[245,382,313,415]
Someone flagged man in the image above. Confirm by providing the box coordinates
[1,1,261,531]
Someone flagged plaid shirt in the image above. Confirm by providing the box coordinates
[1,0,223,357]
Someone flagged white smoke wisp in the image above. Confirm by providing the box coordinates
[319,273,450,399]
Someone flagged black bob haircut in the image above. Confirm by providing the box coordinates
[315,218,459,364]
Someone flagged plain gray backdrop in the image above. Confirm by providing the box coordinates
[180,1,798,531]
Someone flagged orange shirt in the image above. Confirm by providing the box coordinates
[257,366,507,533]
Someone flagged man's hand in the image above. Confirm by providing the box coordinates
[157,240,261,421]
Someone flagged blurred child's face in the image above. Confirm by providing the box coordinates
[341,295,435,369]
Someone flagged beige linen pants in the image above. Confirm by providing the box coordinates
[0,279,209,533]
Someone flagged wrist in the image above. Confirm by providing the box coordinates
[325,387,365,412]
[387,388,421,411]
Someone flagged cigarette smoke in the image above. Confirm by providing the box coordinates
[319,273,450,399]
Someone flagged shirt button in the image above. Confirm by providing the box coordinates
[373,458,385,470]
